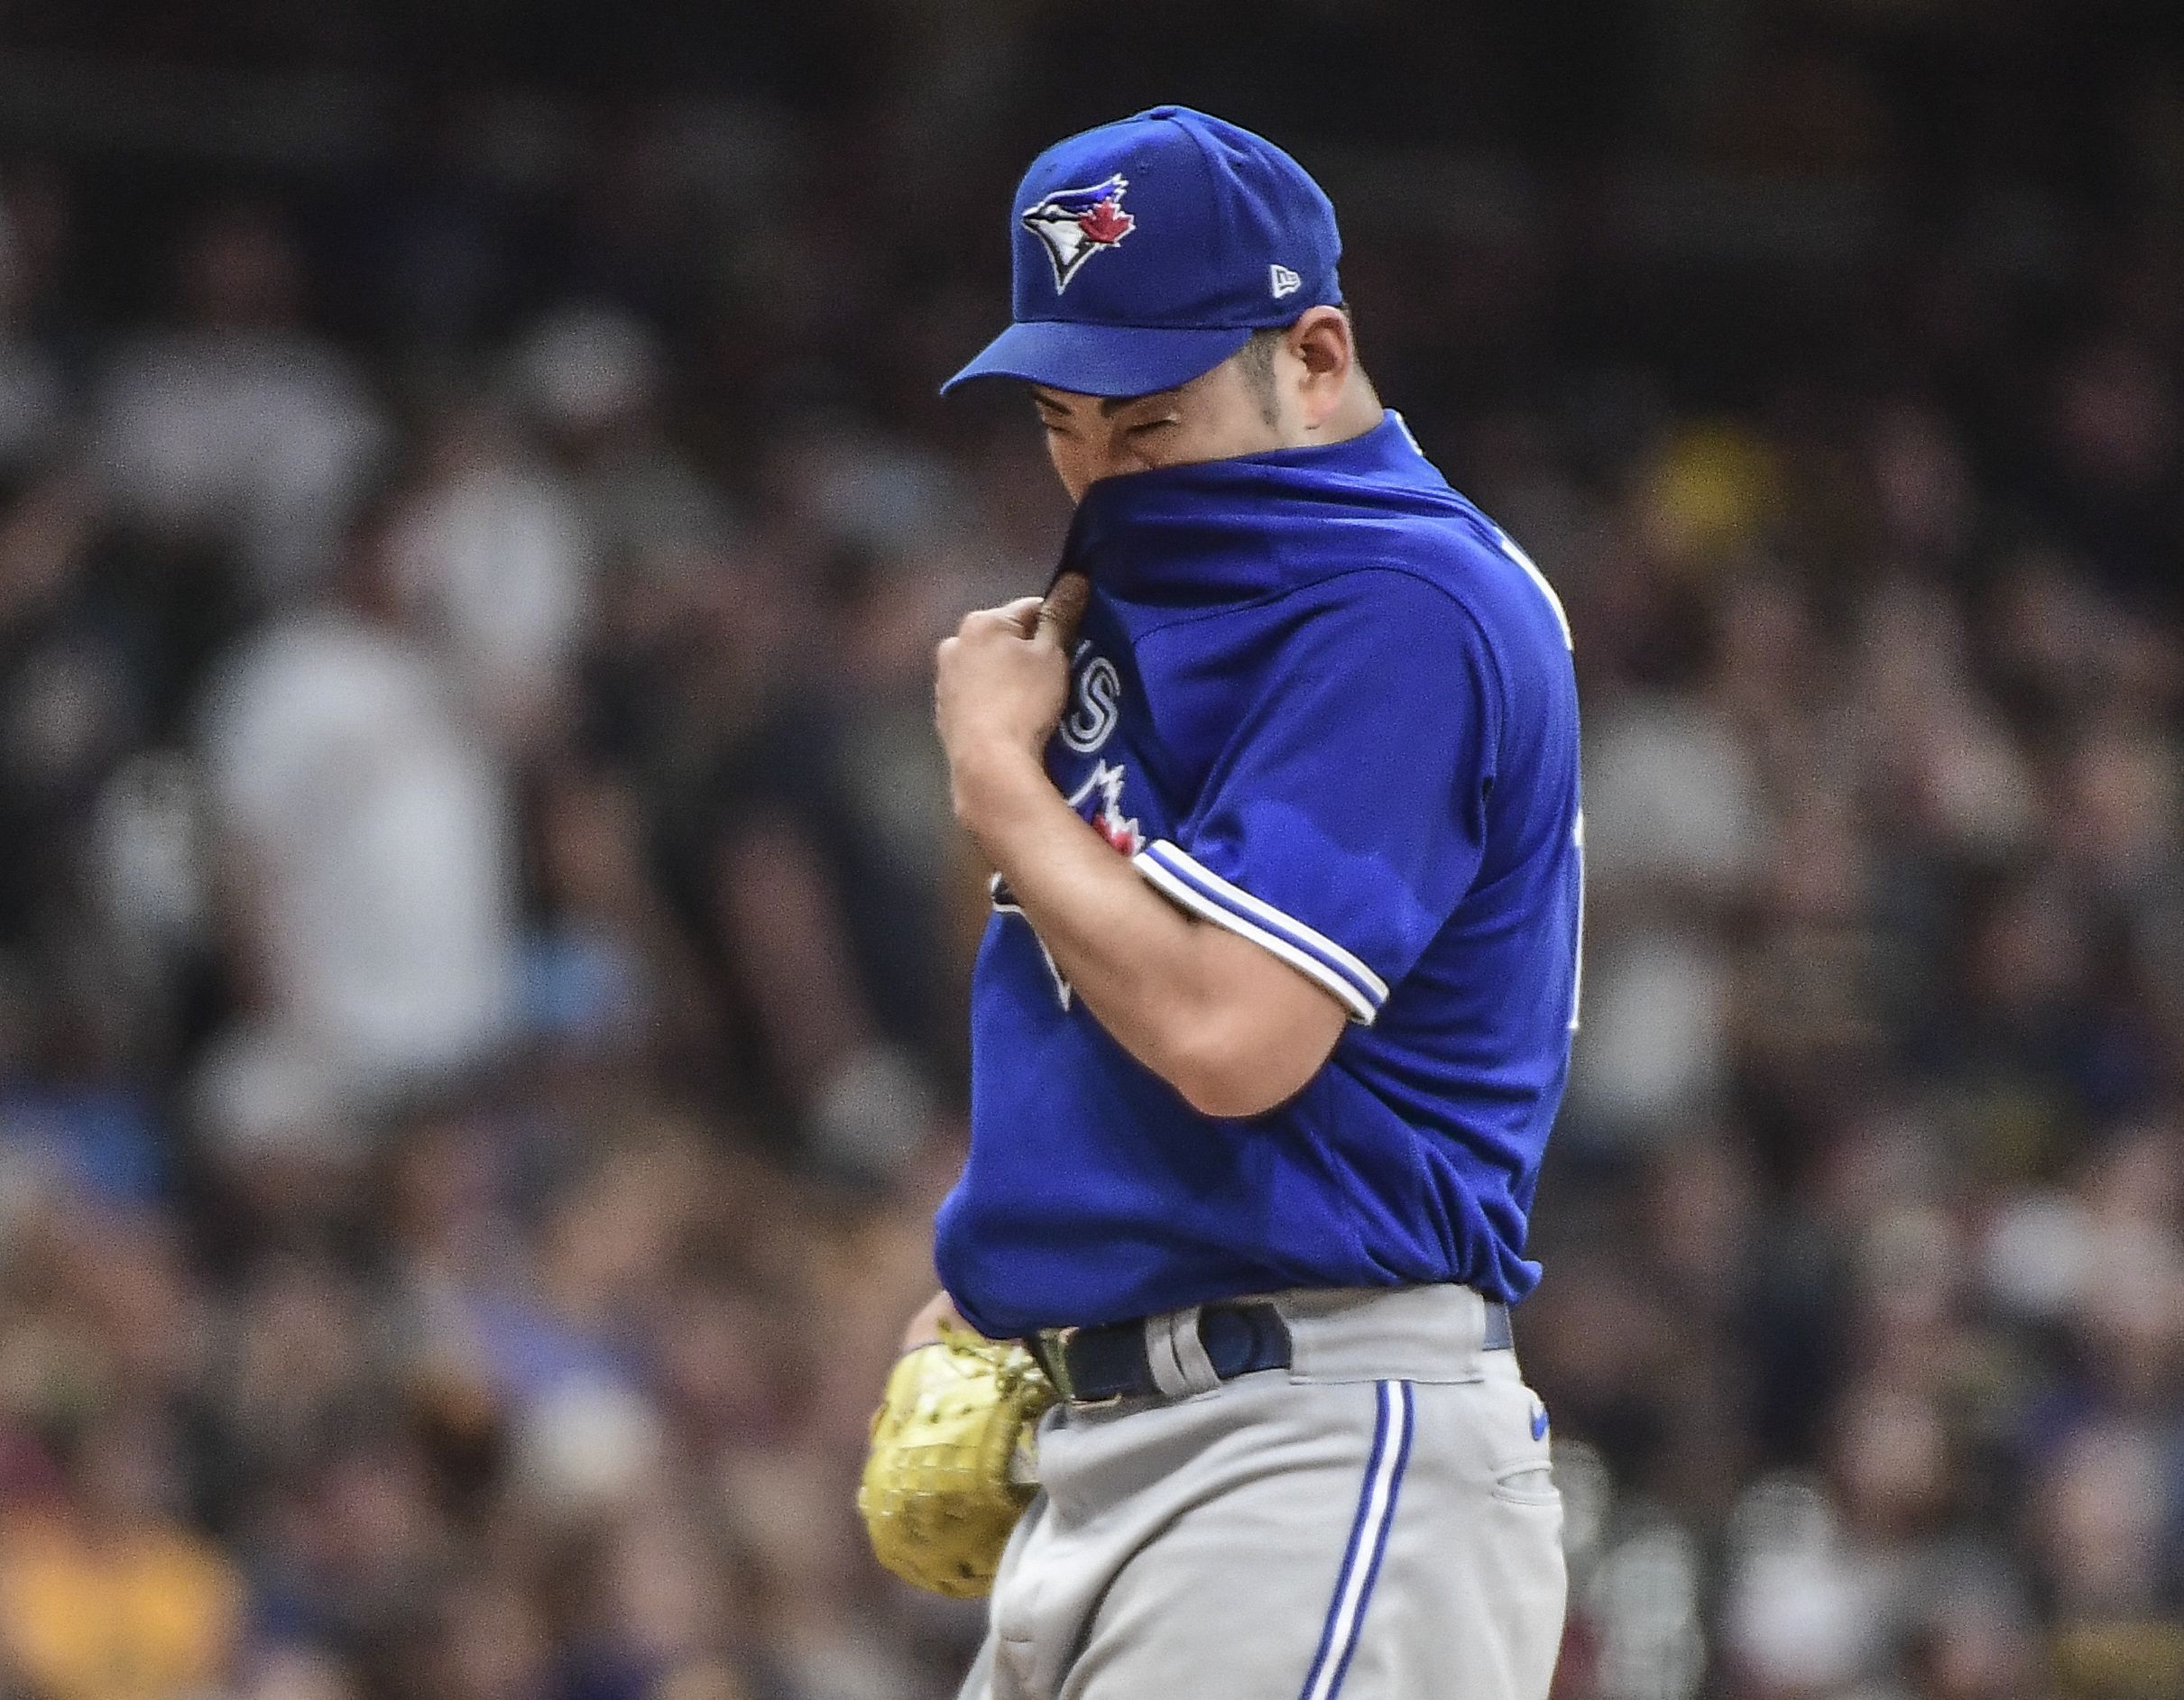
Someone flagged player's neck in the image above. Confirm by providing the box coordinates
[1286,372,1384,452]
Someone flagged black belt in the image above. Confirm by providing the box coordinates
[1029,1296,1513,1405]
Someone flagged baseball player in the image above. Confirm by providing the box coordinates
[861,106,1580,1700]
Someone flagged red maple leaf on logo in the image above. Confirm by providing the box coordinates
[1093,805,1144,856]
[1077,198,1134,245]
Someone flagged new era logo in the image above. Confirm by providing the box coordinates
[1269,263,1302,299]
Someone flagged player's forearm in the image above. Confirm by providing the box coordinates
[957,740,1212,1037]
[954,743,1321,1116]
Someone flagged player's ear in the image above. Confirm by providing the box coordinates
[1287,307,1353,425]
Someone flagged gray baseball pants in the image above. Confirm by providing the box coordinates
[955,1283,1567,1700]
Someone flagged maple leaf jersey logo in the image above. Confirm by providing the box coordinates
[1020,175,1136,292]
[1068,760,1144,857]
[990,760,1145,1012]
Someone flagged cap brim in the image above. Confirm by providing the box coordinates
[940,320,1253,399]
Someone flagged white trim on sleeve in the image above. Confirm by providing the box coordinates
[1131,839,1387,1025]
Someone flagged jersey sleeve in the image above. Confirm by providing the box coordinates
[1131,572,1499,1024]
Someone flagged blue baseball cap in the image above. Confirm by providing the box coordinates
[941,106,1344,399]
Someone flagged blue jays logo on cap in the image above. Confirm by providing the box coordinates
[1022,175,1136,293]
[942,106,1344,400]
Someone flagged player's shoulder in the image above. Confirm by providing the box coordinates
[1304,411,1571,650]
[1280,487,1572,670]
[1413,497,1571,655]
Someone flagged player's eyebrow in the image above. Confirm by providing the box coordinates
[1030,387,1182,417]
[1100,389,1181,417]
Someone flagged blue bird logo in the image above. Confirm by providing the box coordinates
[1021,176,1136,292]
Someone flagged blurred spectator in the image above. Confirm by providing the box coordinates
[192,496,519,1162]
[0,1405,246,1700]
[390,403,595,756]
[92,206,384,596]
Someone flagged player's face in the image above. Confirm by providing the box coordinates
[1028,308,1365,503]
[1029,353,1290,504]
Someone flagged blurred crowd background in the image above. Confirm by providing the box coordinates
[0,2,2180,1698]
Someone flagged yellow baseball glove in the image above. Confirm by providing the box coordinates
[857,1324,1058,1597]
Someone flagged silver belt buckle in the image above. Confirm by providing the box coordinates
[1034,1326,1079,1403]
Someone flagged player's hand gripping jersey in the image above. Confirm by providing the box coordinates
[936,411,1582,1337]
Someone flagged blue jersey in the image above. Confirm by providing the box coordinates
[935,412,1581,1337]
